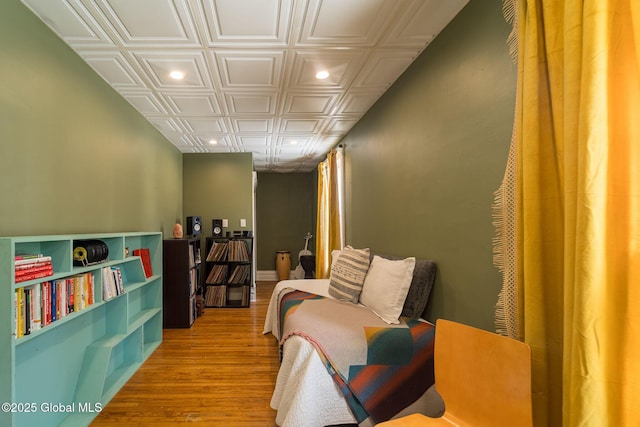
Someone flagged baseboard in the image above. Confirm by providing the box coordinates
[256,270,293,281]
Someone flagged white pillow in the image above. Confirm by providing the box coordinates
[360,255,416,324]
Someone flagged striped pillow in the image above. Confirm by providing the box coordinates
[329,246,371,303]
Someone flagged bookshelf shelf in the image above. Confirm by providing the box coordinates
[13,300,105,346]
[0,232,162,427]
[203,236,253,308]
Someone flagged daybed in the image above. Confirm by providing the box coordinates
[263,247,440,427]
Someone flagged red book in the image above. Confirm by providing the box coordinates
[42,281,51,327]
[15,267,54,283]
[15,260,52,271]
[15,265,53,277]
[133,248,153,278]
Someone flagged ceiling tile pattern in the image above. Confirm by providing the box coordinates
[21,0,468,171]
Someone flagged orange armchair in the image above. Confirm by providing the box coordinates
[377,319,532,427]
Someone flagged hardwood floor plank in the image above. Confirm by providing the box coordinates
[91,281,280,426]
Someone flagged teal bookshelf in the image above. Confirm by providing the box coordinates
[0,232,162,427]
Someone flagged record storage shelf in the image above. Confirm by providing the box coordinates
[0,232,163,427]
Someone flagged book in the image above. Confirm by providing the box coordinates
[15,260,52,271]
[15,259,54,282]
[88,272,95,305]
[24,288,31,335]
[133,248,153,278]
[29,283,42,332]
[14,255,54,281]
[15,269,54,283]
[102,267,113,300]
[13,290,18,337]
[76,274,85,310]
[67,278,75,313]
[16,288,24,338]
[51,279,56,323]
[41,281,51,327]
[14,254,51,264]
[15,254,42,260]
[111,267,124,295]
[14,273,98,339]
[55,279,66,319]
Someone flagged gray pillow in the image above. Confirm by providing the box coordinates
[372,253,437,318]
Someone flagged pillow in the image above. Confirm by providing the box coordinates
[372,253,437,319]
[329,246,370,303]
[401,258,437,318]
[359,255,416,324]
[330,249,342,270]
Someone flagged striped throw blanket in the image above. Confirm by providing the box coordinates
[279,290,435,424]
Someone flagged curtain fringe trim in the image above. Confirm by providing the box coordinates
[503,0,519,63]
[493,0,521,340]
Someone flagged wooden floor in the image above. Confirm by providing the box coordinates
[91,281,280,427]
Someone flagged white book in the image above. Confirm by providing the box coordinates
[89,273,95,305]
[111,268,119,296]
[102,267,114,300]
[112,267,124,295]
[14,255,52,266]
[110,267,120,296]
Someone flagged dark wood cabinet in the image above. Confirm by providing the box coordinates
[203,237,253,308]
[162,238,201,327]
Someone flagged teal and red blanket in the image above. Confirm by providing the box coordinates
[279,290,435,424]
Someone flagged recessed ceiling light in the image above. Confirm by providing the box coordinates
[170,70,184,80]
[290,140,298,145]
[209,139,217,145]
[315,70,330,80]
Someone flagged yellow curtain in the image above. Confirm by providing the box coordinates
[512,0,640,425]
[316,147,345,278]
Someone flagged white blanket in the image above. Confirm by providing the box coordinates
[263,279,333,340]
[264,279,362,426]
[263,279,436,427]
[271,335,362,427]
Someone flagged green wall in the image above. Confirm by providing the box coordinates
[0,0,183,238]
[182,153,254,237]
[342,0,516,331]
[1,0,516,331]
[255,172,316,270]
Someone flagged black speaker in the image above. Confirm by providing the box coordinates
[186,216,202,236]
[212,219,223,237]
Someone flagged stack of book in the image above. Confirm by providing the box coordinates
[102,266,125,301]
[15,254,54,283]
[14,272,95,338]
